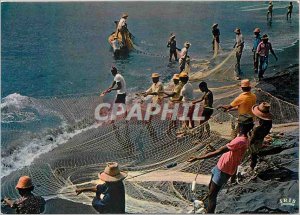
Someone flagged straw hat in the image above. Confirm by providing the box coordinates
[98,162,127,182]
[122,13,128,18]
[253,28,261,33]
[212,23,218,28]
[234,28,241,33]
[151,73,160,78]
[262,34,269,40]
[179,72,188,78]
[16,176,33,189]
[184,42,191,48]
[173,74,180,80]
[240,79,251,88]
[252,102,272,120]
[170,33,176,38]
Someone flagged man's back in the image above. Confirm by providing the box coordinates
[13,195,45,214]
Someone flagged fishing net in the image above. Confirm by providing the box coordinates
[1,49,298,213]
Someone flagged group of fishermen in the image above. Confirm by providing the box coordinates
[3,76,274,214]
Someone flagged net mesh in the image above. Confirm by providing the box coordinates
[1,50,298,213]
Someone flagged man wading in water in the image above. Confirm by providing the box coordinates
[167,33,181,62]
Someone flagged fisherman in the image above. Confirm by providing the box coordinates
[172,72,195,132]
[249,102,273,169]
[233,28,244,80]
[76,162,127,214]
[116,13,128,45]
[287,2,293,20]
[192,82,214,139]
[2,176,46,214]
[102,67,127,104]
[164,74,183,102]
[187,116,254,213]
[252,28,261,74]
[167,33,181,62]
[164,74,183,131]
[140,73,164,138]
[179,42,191,72]
[256,34,278,81]
[267,1,273,20]
[218,79,256,136]
[142,73,164,104]
[212,23,220,54]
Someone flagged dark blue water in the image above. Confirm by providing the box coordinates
[2,1,299,98]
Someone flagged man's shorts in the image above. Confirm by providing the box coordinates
[211,166,231,187]
[201,108,213,121]
[115,93,126,104]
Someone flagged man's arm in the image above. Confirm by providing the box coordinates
[188,145,229,162]
[76,187,97,195]
[269,44,278,61]
[3,198,14,207]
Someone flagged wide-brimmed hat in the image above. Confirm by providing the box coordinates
[152,73,160,78]
[241,79,251,88]
[253,28,261,33]
[122,13,128,18]
[172,74,180,80]
[179,72,188,78]
[234,28,241,33]
[252,102,272,120]
[170,33,176,38]
[184,42,191,48]
[212,23,218,28]
[16,176,33,189]
[262,34,269,40]
[98,162,127,182]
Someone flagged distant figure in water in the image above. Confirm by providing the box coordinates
[167,33,181,62]
[76,162,127,214]
[252,28,262,74]
[179,42,191,72]
[233,28,244,80]
[187,117,254,213]
[116,13,128,45]
[287,2,293,20]
[267,1,273,21]
[212,23,220,55]
[3,176,46,214]
[256,34,278,81]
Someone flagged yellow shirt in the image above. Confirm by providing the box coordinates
[230,92,257,116]
[146,82,164,103]
[171,83,183,101]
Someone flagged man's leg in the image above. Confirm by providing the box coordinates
[258,56,264,80]
[253,52,258,73]
[207,179,222,213]
[169,50,172,62]
[250,153,258,170]
[174,51,178,61]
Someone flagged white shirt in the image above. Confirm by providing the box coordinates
[180,82,194,102]
[236,34,244,46]
[117,18,126,30]
[114,74,126,94]
[180,47,188,59]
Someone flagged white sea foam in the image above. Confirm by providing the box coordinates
[1,122,102,178]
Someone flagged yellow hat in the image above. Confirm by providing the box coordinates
[152,73,160,78]
[172,74,180,80]
[122,13,128,18]
[241,79,251,87]
[179,72,188,78]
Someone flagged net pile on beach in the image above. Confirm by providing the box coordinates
[1,52,299,213]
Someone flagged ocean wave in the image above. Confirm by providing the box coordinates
[1,123,102,178]
[1,93,31,110]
